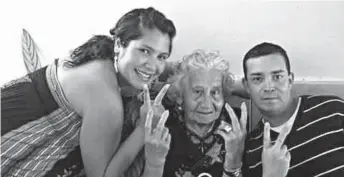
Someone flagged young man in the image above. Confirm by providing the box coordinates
[242,42,344,177]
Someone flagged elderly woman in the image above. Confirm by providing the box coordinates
[146,50,247,177]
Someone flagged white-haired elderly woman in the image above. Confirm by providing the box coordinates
[147,49,248,177]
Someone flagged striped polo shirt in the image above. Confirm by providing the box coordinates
[244,95,344,177]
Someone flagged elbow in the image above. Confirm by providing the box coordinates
[82,159,107,177]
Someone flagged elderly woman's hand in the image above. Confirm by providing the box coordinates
[144,109,171,167]
[215,102,247,170]
[139,84,170,129]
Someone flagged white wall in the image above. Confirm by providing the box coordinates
[1,0,344,85]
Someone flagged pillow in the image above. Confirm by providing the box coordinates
[22,29,44,73]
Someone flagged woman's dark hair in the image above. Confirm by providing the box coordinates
[65,7,176,67]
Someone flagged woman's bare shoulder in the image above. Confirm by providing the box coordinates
[58,59,121,114]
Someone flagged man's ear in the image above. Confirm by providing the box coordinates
[288,72,295,88]
[242,77,251,97]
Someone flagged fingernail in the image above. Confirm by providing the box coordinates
[265,122,270,128]
[241,102,246,109]
[164,110,170,116]
[225,103,230,109]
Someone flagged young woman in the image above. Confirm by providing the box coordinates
[1,7,176,177]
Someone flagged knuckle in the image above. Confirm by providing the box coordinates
[152,140,159,146]
[155,127,162,133]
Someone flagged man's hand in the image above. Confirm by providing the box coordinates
[262,122,292,177]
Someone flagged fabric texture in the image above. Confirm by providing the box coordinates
[1,60,83,177]
[162,106,242,177]
[1,59,145,177]
[244,95,344,177]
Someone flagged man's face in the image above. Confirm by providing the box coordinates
[243,53,294,116]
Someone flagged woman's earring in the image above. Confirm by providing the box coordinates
[114,55,119,73]
[177,105,184,113]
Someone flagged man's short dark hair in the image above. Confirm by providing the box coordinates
[243,42,291,79]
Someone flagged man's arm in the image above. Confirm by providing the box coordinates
[336,96,344,129]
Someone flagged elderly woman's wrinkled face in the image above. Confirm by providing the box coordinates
[183,69,224,125]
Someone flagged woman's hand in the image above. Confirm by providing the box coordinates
[144,109,171,167]
[139,84,170,129]
[215,102,247,170]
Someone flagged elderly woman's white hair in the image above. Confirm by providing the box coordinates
[166,49,235,103]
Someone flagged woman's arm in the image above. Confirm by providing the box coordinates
[79,88,124,177]
[65,59,144,177]
[222,157,243,177]
[103,126,145,177]
[141,163,165,177]
[80,90,146,177]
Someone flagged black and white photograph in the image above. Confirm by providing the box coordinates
[1,1,344,177]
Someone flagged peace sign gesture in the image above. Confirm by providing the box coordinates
[262,122,292,177]
[216,102,247,170]
[139,84,170,129]
[144,109,171,167]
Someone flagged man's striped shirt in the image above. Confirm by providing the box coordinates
[244,95,344,177]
